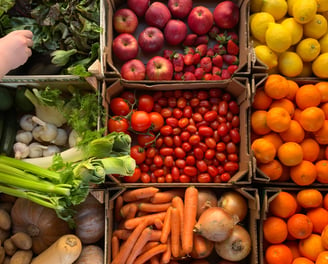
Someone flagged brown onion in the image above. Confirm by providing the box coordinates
[194,207,237,242]
[215,224,252,262]
[196,188,218,219]
[217,191,248,222]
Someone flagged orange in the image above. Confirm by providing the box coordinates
[316,251,328,264]
[321,102,328,119]
[292,257,314,264]
[293,108,302,123]
[269,191,298,218]
[295,84,322,109]
[299,234,325,261]
[323,193,328,210]
[263,216,288,244]
[286,240,302,259]
[315,160,328,184]
[286,79,300,100]
[287,214,313,240]
[251,138,276,164]
[265,244,294,264]
[290,160,317,186]
[252,87,273,110]
[270,98,295,117]
[321,226,328,249]
[258,159,283,181]
[315,82,328,102]
[263,132,283,151]
[267,107,292,132]
[277,164,291,182]
[314,120,328,145]
[296,189,323,209]
[251,110,271,135]
[277,142,303,166]
[280,120,305,143]
[306,207,328,234]
[299,107,325,132]
[300,138,320,162]
[264,74,290,99]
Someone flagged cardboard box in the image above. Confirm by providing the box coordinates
[105,0,251,83]
[102,76,252,186]
[106,186,260,263]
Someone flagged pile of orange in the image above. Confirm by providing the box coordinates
[251,74,328,185]
[264,190,328,264]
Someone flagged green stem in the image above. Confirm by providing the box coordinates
[0,163,43,182]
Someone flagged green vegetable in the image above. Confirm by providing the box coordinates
[0,132,135,225]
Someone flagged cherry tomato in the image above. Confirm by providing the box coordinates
[131,111,151,132]
[153,155,163,167]
[174,147,186,158]
[229,101,240,114]
[123,167,141,183]
[120,91,135,104]
[231,116,240,127]
[194,147,204,160]
[196,160,208,172]
[173,108,183,119]
[186,156,196,166]
[183,106,193,118]
[160,125,173,136]
[217,123,229,136]
[198,173,211,183]
[184,166,197,177]
[178,118,189,128]
[205,149,216,160]
[230,128,241,143]
[220,172,231,182]
[216,142,226,152]
[180,131,191,142]
[204,110,218,122]
[149,112,164,131]
[146,147,157,158]
[139,164,149,172]
[168,97,177,108]
[226,142,237,154]
[224,161,239,172]
[209,88,222,98]
[218,101,228,116]
[157,97,168,106]
[130,145,146,164]
[160,147,174,156]
[108,116,129,133]
[137,133,155,147]
[190,98,200,108]
[164,156,174,167]
[197,91,208,100]
[189,135,201,145]
[163,136,174,147]
[171,167,180,180]
[175,159,186,169]
[222,92,232,102]
[165,173,173,183]
[192,113,203,122]
[198,126,214,137]
[154,169,164,177]
[208,165,219,177]
[161,108,173,118]
[140,172,151,183]
[138,94,154,112]
[183,91,193,100]
[205,138,217,149]
[179,175,190,183]
[110,97,130,116]
[153,91,163,101]
[166,117,179,127]
[173,136,182,147]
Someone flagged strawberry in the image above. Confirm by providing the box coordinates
[212,66,222,76]
[184,47,195,55]
[227,30,239,43]
[194,35,209,46]
[174,72,183,80]
[223,54,239,65]
[195,44,208,57]
[194,67,205,80]
[184,53,194,66]
[163,49,173,60]
[200,57,212,73]
[192,53,201,65]
[183,34,198,46]
[206,48,214,57]
[213,44,226,55]
[203,73,213,80]
[216,32,229,45]
[212,74,222,80]
[221,69,231,80]
[227,65,238,75]
[212,54,223,68]
[227,39,239,55]
[183,72,196,81]
[183,64,196,73]
[172,52,184,72]
[209,25,220,39]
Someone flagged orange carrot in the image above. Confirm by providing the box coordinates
[112,229,132,240]
[149,230,161,241]
[134,244,168,264]
[111,221,149,264]
[138,202,172,213]
[161,237,171,264]
[192,233,213,258]
[182,186,198,254]
[111,235,119,260]
[140,241,160,255]
[120,203,138,219]
[126,226,153,264]
[123,187,159,202]
[124,212,166,230]
[150,255,160,264]
[170,207,180,258]
[154,218,164,230]
[160,206,172,244]
[150,189,185,204]
[172,195,184,252]
[115,195,123,222]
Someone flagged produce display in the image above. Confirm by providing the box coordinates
[107,88,242,183]
[110,186,252,263]
[111,0,241,81]
[250,0,328,78]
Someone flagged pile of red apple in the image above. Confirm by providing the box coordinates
[112,0,240,81]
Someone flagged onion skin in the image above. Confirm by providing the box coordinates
[214,225,252,262]
[217,191,248,222]
[193,207,236,242]
[196,189,218,219]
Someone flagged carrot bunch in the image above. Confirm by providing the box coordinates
[111,186,199,264]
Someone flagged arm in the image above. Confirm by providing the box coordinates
[0,30,33,79]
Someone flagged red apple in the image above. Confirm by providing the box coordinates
[127,0,150,17]
[145,2,171,29]
[112,33,139,61]
[138,27,164,53]
[121,59,146,80]
[213,1,240,29]
[146,56,173,80]
[187,6,214,35]
[113,8,138,34]
[167,0,193,19]
[164,19,187,46]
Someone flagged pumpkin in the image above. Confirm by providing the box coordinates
[11,198,71,254]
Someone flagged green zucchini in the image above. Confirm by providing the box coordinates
[0,108,18,156]
[0,111,4,142]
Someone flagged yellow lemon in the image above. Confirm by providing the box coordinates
[250,0,263,13]
[265,23,292,53]
[303,14,328,39]
[319,32,328,53]
[298,62,313,77]
[293,0,318,24]
[312,53,328,78]
[287,0,298,16]
[250,12,275,43]
[316,0,328,12]
[261,0,288,21]
[280,17,304,45]
[296,38,321,62]
[254,45,279,69]
[278,51,303,77]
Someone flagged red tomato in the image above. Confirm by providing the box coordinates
[123,168,141,183]
[131,111,151,132]
[130,145,146,164]
[110,97,130,116]
[108,116,129,133]
[120,91,135,104]
[137,133,155,147]
[140,172,151,183]
[138,94,154,112]
[148,112,164,131]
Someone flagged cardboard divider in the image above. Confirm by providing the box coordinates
[106,185,260,264]
[102,77,252,186]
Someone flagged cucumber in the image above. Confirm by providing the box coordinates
[0,108,18,156]
[15,86,35,113]
[0,86,14,111]
[0,111,4,142]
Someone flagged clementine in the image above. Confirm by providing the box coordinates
[251,110,271,135]
[287,213,313,239]
[269,191,298,218]
[299,233,325,261]
[315,160,328,184]
[306,207,328,234]
[258,159,283,181]
[299,107,325,132]
[270,98,295,117]
[300,138,320,162]
[315,81,328,102]
[263,216,288,244]
[265,244,293,264]
[321,225,328,250]
[314,120,328,145]
[296,189,323,209]
[263,132,284,151]
[295,84,321,109]
[292,257,314,264]
[316,251,328,264]
[290,160,317,186]
[286,79,300,100]
[277,142,303,166]
[251,138,276,164]
[280,120,305,143]
[264,74,290,99]
[267,107,292,132]
[252,87,273,110]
